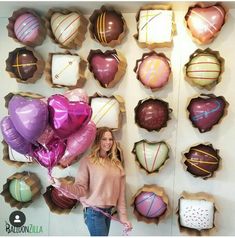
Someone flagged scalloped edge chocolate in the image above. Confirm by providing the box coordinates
[45,8,88,49]
[44,51,87,89]
[181,142,222,180]
[89,93,125,131]
[7,8,46,47]
[186,94,229,133]
[134,4,176,49]
[89,5,127,48]
[184,3,228,45]
[132,139,170,175]
[184,48,225,90]
[1,171,41,209]
[5,46,45,84]
[134,97,172,132]
[131,184,170,224]
[176,191,217,235]
[134,51,172,91]
[87,49,127,88]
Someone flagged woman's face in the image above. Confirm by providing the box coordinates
[100,131,114,155]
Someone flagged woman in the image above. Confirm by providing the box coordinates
[53,127,132,236]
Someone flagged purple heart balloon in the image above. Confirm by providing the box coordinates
[1,116,32,154]
[32,137,66,172]
[8,96,48,142]
[48,94,92,139]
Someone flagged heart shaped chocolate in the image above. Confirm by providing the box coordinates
[89,51,119,87]
[132,140,169,174]
[186,5,226,44]
[187,94,228,133]
[51,12,80,47]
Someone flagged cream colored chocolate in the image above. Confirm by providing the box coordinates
[51,12,80,47]
[138,9,173,44]
[9,148,33,163]
[186,53,221,86]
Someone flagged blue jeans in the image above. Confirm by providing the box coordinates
[83,207,112,236]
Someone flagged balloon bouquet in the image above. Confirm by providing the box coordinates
[1,89,96,178]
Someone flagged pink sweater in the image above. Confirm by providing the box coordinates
[60,156,128,221]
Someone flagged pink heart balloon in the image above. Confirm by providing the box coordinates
[32,138,66,173]
[48,94,92,139]
[59,120,96,167]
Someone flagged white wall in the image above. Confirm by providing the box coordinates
[1,1,235,236]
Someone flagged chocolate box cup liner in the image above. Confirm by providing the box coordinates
[134,4,176,50]
[5,46,45,84]
[1,171,41,210]
[89,5,128,48]
[87,49,127,88]
[181,142,222,180]
[184,3,228,45]
[43,176,78,215]
[89,93,126,131]
[184,48,225,90]
[131,184,170,224]
[45,8,88,49]
[2,140,34,168]
[132,139,170,175]
[134,51,172,92]
[7,8,46,47]
[4,91,44,108]
[176,191,217,236]
[186,94,229,133]
[45,51,87,89]
[134,97,172,132]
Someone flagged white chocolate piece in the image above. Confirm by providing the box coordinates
[9,147,33,163]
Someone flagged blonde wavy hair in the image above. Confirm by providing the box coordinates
[90,127,123,170]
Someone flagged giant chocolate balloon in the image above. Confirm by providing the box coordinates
[135,98,171,132]
[92,9,124,44]
[9,48,37,80]
[187,94,227,133]
[184,144,220,178]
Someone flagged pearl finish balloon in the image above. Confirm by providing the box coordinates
[63,89,89,103]
[186,5,226,44]
[1,116,32,155]
[187,95,227,133]
[90,52,119,87]
[8,95,48,143]
[135,98,171,132]
[48,94,92,139]
[93,10,124,43]
[59,121,96,168]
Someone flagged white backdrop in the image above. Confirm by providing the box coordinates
[1,1,235,236]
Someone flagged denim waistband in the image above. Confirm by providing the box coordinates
[83,206,113,213]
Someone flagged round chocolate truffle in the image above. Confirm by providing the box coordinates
[50,187,77,209]
[184,144,220,178]
[10,48,37,80]
[135,98,171,132]
[92,10,124,44]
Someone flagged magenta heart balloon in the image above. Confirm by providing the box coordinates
[8,95,48,142]
[90,52,119,87]
[32,137,66,172]
[59,120,96,167]
[1,116,32,154]
[48,94,92,139]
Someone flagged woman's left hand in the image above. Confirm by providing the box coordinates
[121,220,133,231]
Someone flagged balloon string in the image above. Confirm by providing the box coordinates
[53,184,131,236]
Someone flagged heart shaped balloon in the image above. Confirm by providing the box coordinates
[51,12,80,47]
[32,137,66,173]
[63,88,89,103]
[48,94,92,139]
[59,120,96,167]
[89,51,119,87]
[132,140,169,173]
[186,5,226,44]
[1,116,32,155]
[187,94,227,133]
[8,95,48,142]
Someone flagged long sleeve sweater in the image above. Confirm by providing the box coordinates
[60,156,128,221]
